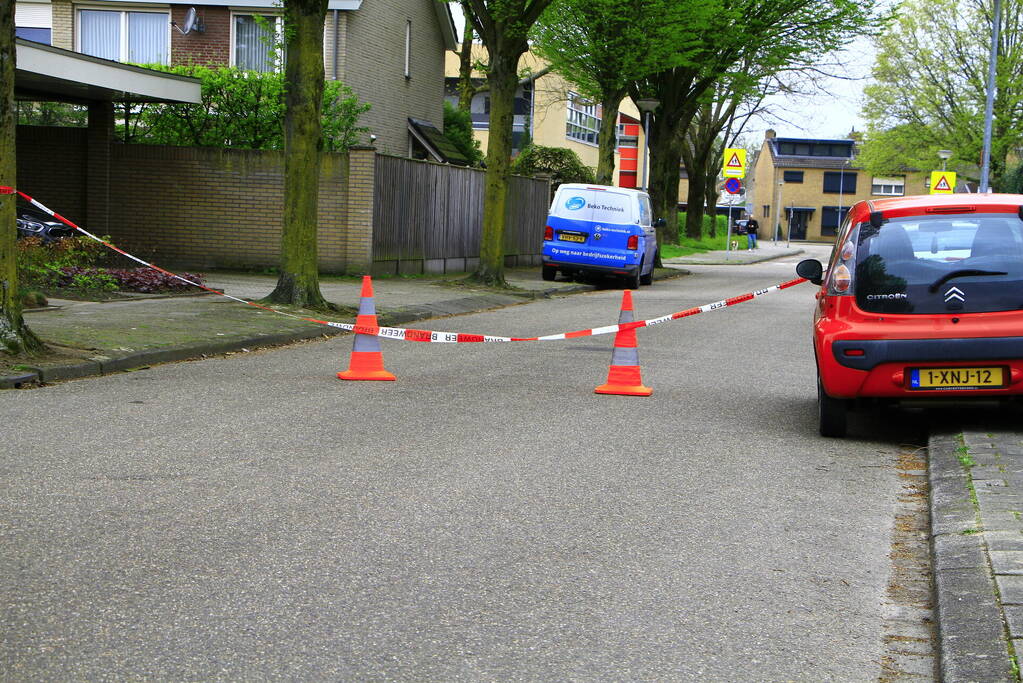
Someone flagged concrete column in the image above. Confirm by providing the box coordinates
[344,145,376,275]
[86,100,113,235]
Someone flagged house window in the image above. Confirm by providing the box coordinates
[16,27,51,43]
[823,171,856,194]
[404,20,411,79]
[783,170,804,183]
[566,92,600,145]
[821,206,850,236]
[16,3,52,44]
[233,14,282,72]
[79,9,169,64]
[871,176,905,196]
[763,205,770,218]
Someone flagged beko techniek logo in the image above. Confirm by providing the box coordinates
[565,196,586,210]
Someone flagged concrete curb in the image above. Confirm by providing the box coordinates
[0,270,681,389]
[664,247,803,266]
[928,431,1016,682]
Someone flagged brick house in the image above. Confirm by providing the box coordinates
[748,129,929,242]
[14,0,457,158]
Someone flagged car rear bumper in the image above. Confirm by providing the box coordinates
[819,336,1023,398]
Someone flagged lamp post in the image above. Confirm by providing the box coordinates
[773,180,783,244]
[635,97,660,191]
[937,149,952,171]
[837,157,850,234]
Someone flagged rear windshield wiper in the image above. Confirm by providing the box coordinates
[928,269,1008,293]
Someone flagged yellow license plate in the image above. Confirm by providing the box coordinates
[558,232,586,243]
[909,367,1005,389]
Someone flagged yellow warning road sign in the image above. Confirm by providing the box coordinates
[930,171,956,194]
[723,148,747,178]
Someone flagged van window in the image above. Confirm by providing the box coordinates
[552,188,634,224]
[854,214,1023,314]
[638,195,651,226]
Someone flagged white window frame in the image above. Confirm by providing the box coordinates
[230,12,284,72]
[404,19,411,79]
[566,91,600,146]
[76,6,171,64]
[871,176,905,196]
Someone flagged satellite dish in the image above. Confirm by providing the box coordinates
[172,7,204,35]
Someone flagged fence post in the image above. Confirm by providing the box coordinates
[345,145,376,275]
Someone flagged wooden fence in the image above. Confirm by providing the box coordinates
[372,155,550,275]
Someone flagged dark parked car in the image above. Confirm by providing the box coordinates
[15,206,75,243]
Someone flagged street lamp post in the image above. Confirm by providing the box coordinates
[635,98,660,192]
[773,180,783,244]
[937,149,952,171]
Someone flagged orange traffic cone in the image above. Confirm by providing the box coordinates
[595,289,652,396]
[338,275,396,381]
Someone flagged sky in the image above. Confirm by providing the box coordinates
[745,36,877,144]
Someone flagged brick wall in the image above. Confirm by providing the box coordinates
[105,145,353,273]
[15,125,88,224]
[340,0,446,155]
[50,0,72,50]
[172,6,231,66]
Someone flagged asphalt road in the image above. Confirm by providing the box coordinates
[0,246,923,680]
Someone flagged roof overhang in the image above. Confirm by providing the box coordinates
[434,2,457,51]
[15,39,201,104]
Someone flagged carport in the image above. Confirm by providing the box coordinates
[14,38,200,233]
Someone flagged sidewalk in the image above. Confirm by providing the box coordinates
[2,266,683,388]
[929,431,1022,682]
[662,242,805,266]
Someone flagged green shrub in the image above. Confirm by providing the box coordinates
[442,102,483,166]
[121,65,370,150]
[511,145,596,187]
[17,236,110,290]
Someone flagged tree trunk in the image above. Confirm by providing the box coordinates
[472,51,519,286]
[704,175,718,238]
[684,164,707,240]
[595,91,624,185]
[264,0,330,308]
[0,3,43,355]
[646,111,684,250]
[457,4,476,112]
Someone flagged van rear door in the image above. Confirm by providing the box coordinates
[546,187,642,270]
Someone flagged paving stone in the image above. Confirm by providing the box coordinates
[996,575,1023,604]
[985,530,1023,552]
[1005,607,1023,637]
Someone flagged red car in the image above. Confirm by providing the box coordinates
[796,193,1023,437]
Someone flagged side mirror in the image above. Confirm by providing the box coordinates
[796,258,824,285]
[653,218,666,228]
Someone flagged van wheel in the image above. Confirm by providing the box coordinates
[639,254,655,286]
[626,263,642,289]
[541,265,557,281]
[818,375,848,438]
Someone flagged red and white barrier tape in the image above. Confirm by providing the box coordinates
[3,187,806,342]
[325,279,805,342]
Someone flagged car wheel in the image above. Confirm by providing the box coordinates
[818,375,848,438]
[541,265,557,281]
[626,263,642,289]
[639,253,655,286]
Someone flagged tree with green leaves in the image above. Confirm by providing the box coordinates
[1,4,44,355]
[531,0,697,186]
[859,0,1023,190]
[263,0,333,307]
[462,0,555,287]
[636,0,884,244]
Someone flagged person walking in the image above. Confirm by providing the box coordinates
[745,215,759,250]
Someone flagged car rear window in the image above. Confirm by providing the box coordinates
[551,189,634,224]
[854,213,1023,314]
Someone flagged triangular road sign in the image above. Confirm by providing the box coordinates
[725,152,742,168]
[722,147,746,178]
[930,170,957,194]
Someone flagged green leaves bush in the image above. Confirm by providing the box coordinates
[510,145,596,187]
[121,65,370,151]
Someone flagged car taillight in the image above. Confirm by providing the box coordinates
[544,226,553,241]
[627,235,639,250]
[828,226,858,296]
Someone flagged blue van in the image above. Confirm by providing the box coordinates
[541,184,662,288]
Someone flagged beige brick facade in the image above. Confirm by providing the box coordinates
[749,131,929,243]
